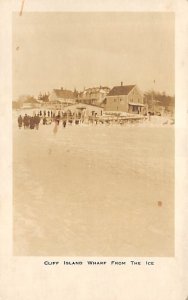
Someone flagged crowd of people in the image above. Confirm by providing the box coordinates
[17,109,148,130]
[17,111,82,130]
[17,107,102,130]
[17,114,42,129]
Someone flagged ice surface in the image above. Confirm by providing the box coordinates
[13,114,174,256]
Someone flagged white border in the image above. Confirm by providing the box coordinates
[0,0,187,299]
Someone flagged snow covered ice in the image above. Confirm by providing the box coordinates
[13,114,174,256]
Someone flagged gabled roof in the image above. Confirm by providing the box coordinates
[108,85,135,96]
[53,89,76,99]
[84,86,110,93]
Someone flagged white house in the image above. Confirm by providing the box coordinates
[79,86,110,106]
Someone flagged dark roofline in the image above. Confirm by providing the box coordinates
[84,86,110,91]
[108,85,136,96]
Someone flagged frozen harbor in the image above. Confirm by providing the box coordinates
[13,117,174,256]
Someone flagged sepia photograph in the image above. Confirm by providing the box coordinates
[12,12,175,256]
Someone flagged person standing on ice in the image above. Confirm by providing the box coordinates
[43,116,47,125]
[29,116,35,129]
[23,114,29,129]
[63,120,66,128]
[55,113,61,125]
[33,114,37,128]
[18,115,23,129]
[53,113,61,134]
[34,114,40,130]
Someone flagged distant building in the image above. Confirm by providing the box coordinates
[21,98,41,109]
[63,103,103,117]
[105,83,146,114]
[104,82,146,114]
[41,100,63,111]
[49,87,77,106]
[78,86,110,106]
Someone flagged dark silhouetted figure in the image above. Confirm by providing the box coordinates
[55,114,61,125]
[30,117,35,129]
[18,115,22,129]
[34,114,40,130]
[23,114,29,129]
[43,117,47,125]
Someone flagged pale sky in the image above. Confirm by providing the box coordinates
[12,12,174,99]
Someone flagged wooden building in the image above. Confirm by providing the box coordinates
[78,86,110,106]
[105,83,146,114]
[49,87,77,106]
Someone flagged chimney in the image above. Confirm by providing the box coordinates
[121,82,123,86]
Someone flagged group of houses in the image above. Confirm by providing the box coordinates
[16,82,150,118]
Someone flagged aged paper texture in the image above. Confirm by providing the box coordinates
[0,0,188,299]
[12,11,175,257]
